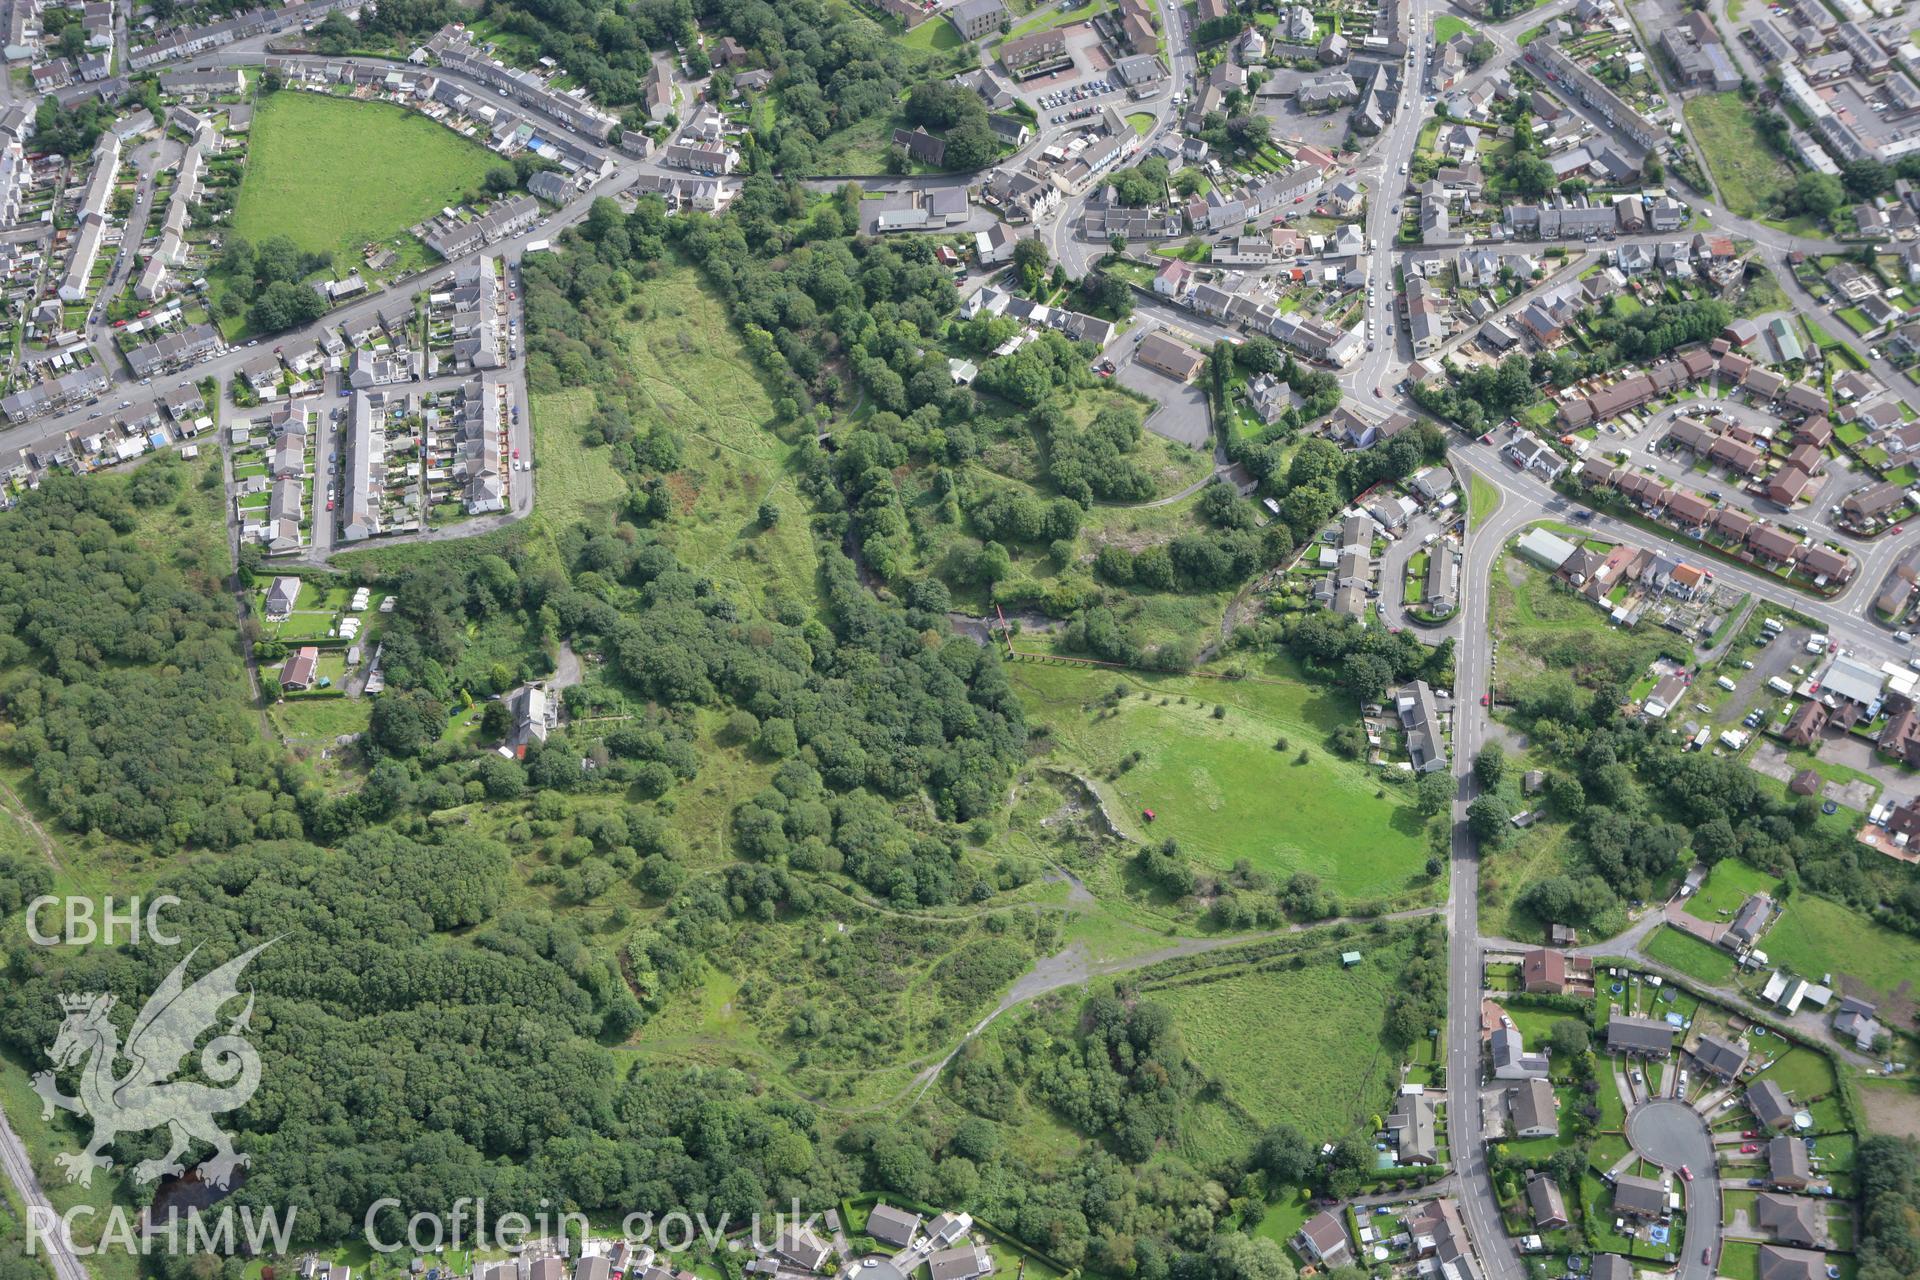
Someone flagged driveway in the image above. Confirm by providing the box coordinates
[1626,1099,1718,1280]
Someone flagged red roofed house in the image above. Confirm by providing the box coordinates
[280,646,320,691]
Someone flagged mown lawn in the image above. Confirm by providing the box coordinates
[232,91,499,268]
[1688,858,1784,921]
[1752,1045,1839,1102]
[900,16,962,50]
[1006,0,1109,38]
[1642,925,1735,984]
[1469,473,1500,528]
[1684,93,1796,219]
[1011,659,1434,900]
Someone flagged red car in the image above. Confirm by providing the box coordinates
[1896,525,1906,533]
[1374,387,1384,397]
[1681,1166,1693,1182]
[1480,693,1491,706]
[326,499,334,511]
[1741,1143,1758,1153]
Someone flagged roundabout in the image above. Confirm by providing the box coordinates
[1624,1099,1720,1280]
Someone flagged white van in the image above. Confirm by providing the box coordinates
[1766,676,1793,695]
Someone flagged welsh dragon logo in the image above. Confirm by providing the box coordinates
[32,941,273,1189]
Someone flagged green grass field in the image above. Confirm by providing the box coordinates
[1642,925,1735,984]
[1752,1045,1839,1103]
[1011,659,1433,901]
[1433,14,1478,39]
[1143,938,1416,1163]
[231,91,499,269]
[900,18,963,50]
[1762,892,1920,1002]
[1684,94,1796,219]
[1688,859,1785,922]
[1006,0,1109,38]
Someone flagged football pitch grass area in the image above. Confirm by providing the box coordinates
[231,91,500,267]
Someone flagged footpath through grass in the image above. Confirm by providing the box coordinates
[1010,658,1433,901]
[232,91,499,267]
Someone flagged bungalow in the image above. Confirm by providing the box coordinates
[925,1248,992,1280]
[1723,893,1773,950]
[1754,1196,1822,1247]
[774,1228,831,1273]
[279,646,320,691]
[1757,1247,1827,1280]
[1491,1025,1548,1079]
[1396,680,1449,775]
[865,1206,921,1249]
[1527,1176,1569,1230]
[1509,1077,1557,1138]
[1386,1091,1439,1164]
[1830,995,1880,1051]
